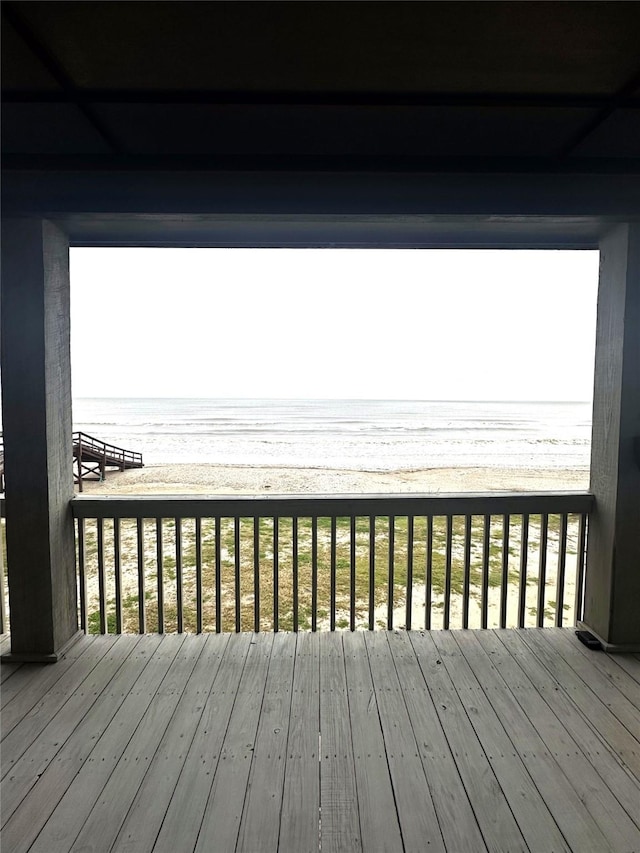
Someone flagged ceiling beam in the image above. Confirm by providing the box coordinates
[3,89,640,110]
[557,65,640,158]
[1,1,124,155]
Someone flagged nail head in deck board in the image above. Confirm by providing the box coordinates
[342,630,404,852]
[110,633,230,853]
[472,630,640,849]
[364,630,447,851]
[494,629,640,826]
[1,636,142,827]
[279,631,321,853]
[430,630,572,853]
[69,634,208,853]
[193,632,275,853]
[515,629,640,781]
[26,634,188,853]
[1,634,175,853]
[236,632,297,852]
[386,631,488,853]
[319,632,362,853]
[452,630,632,852]
[152,632,252,853]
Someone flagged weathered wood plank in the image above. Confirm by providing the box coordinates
[319,631,361,853]
[342,630,403,852]
[456,630,639,851]
[1,634,170,853]
[612,652,640,685]
[68,634,207,852]
[152,632,252,853]
[279,631,320,853]
[110,634,230,852]
[236,632,296,852]
[386,631,488,852]
[26,635,186,853]
[0,661,22,683]
[411,630,531,852]
[1,636,117,776]
[193,632,275,853]
[494,629,640,828]
[517,628,640,781]
[430,630,572,853]
[1,637,97,731]
[547,627,640,714]
[1,636,141,827]
[1,636,93,712]
[364,631,446,852]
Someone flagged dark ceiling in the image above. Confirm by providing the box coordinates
[2,1,640,246]
[3,0,640,170]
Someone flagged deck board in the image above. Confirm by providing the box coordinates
[2,628,640,853]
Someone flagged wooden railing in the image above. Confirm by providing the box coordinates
[72,493,592,635]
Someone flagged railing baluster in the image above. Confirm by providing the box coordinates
[273,517,279,633]
[481,514,491,629]
[234,517,241,633]
[574,513,588,625]
[500,514,510,629]
[350,516,356,632]
[444,515,453,629]
[77,518,87,632]
[369,515,375,631]
[311,517,318,632]
[518,513,529,628]
[137,517,146,633]
[387,515,395,630]
[69,493,593,636]
[175,517,183,633]
[195,517,202,633]
[330,517,337,631]
[463,515,472,629]
[253,517,260,632]
[114,517,122,633]
[292,517,299,632]
[97,518,106,633]
[425,515,433,630]
[406,516,414,631]
[555,513,568,627]
[156,518,164,633]
[215,516,221,633]
[537,513,549,627]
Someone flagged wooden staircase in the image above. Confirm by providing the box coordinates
[73,432,143,491]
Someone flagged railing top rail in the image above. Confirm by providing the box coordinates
[71,490,594,519]
[72,431,142,462]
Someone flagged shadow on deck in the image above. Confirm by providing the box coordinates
[2,628,640,852]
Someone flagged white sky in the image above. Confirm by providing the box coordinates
[70,248,599,401]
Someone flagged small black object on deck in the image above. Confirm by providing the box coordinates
[575,629,603,651]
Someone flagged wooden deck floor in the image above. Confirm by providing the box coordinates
[2,628,640,853]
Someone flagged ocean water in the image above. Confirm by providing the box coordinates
[72,398,592,471]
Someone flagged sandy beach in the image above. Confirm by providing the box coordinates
[79,463,589,496]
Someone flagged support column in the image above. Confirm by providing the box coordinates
[1,219,79,661]
[582,223,640,651]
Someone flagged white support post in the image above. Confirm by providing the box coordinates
[0,219,80,661]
